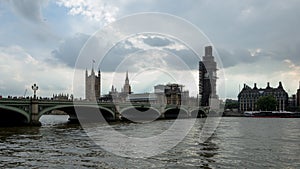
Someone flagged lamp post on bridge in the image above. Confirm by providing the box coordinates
[30,83,41,126]
[31,83,38,100]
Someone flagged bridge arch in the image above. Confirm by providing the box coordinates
[164,107,189,119]
[190,107,207,118]
[38,105,115,122]
[120,106,161,122]
[0,105,30,125]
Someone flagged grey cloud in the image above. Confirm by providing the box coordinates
[51,33,142,71]
[143,36,174,47]
[99,42,141,72]
[103,35,200,72]
[217,48,256,68]
[8,0,47,23]
[51,33,90,68]
[1,0,59,50]
[100,47,200,73]
[114,0,300,67]
[55,32,201,72]
[164,48,199,70]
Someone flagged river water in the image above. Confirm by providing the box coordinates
[0,115,299,168]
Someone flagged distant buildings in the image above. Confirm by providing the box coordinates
[153,84,191,105]
[105,71,133,103]
[199,46,218,106]
[289,94,297,109]
[89,46,219,106]
[99,72,195,106]
[238,82,288,111]
[123,83,189,105]
[52,93,71,101]
[297,82,300,107]
[85,68,101,101]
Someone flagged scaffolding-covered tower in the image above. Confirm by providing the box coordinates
[199,46,218,106]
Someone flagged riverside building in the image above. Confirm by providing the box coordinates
[238,82,288,111]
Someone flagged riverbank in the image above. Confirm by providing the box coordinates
[222,111,244,117]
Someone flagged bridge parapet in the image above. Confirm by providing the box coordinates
[0,100,208,126]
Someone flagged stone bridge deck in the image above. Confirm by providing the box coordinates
[0,99,207,126]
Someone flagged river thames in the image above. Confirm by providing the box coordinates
[0,116,299,168]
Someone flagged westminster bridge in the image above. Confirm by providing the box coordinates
[0,99,207,126]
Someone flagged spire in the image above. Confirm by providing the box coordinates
[91,69,94,75]
[85,68,88,77]
[123,71,131,94]
[125,71,129,81]
[91,60,95,75]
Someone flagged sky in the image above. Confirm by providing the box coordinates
[0,0,300,100]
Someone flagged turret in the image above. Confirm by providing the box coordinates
[278,81,283,89]
[111,85,114,92]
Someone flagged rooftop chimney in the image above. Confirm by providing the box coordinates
[278,81,283,89]
[266,82,271,89]
[253,83,258,89]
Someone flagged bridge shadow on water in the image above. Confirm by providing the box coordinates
[58,106,115,124]
[120,107,161,123]
[0,108,29,127]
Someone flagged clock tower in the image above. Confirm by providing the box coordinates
[199,46,218,106]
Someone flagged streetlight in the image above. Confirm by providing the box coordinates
[32,83,38,100]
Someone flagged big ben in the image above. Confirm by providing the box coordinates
[199,46,218,106]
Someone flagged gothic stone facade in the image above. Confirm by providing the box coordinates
[238,82,288,111]
[85,69,101,101]
[297,83,300,107]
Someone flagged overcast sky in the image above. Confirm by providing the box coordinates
[0,0,300,99]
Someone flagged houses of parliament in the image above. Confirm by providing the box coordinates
[85,67,133,102]
[85,46,219,107]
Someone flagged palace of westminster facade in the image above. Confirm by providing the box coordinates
[85,45,300,110]
[85,46,218,107]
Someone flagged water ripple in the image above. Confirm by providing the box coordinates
[0,116,299,168]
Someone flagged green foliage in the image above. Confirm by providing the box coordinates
[225,102,239,109]
[256,95,278,111]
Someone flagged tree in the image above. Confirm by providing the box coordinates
[225,100,239,110]
[256,95,278,111]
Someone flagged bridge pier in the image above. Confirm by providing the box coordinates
[30,100,41,126]
[115,105,121,121]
